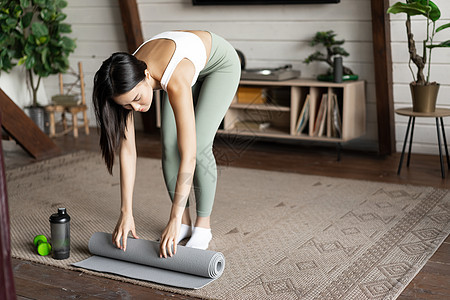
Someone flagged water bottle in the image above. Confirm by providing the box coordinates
[49,208,71,259]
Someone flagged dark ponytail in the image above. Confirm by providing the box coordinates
[93,52,147,174]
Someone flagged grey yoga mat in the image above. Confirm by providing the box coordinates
[72,232,225,289]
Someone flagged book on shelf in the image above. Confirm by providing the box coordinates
[327,93,332,137]
[295,95,310,135]
[308,93,343,138]
[329,93,342,138]
[313,94,328,137]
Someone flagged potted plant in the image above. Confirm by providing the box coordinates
[304,30,358,82]
[0,0,76,131]
[387,0,450,112]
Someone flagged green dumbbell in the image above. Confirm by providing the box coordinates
[33,235,52,256]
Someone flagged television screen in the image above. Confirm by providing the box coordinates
[193,0,340,4]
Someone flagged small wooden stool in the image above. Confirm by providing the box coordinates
[396,107,450,178]
[45,62,89,138]
[45,104,89,138]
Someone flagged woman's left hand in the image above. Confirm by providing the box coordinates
[160,217,181,258]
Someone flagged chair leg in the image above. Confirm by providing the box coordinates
[83,110,89,135]
[72,113,78,138]
[48,111,56,137]
[62,113,68,130]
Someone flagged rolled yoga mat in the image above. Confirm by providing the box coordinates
[72,232,225,289]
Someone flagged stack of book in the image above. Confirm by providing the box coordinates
[237,87,267,104]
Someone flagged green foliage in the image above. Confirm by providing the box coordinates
[436,23,450,33]
[310,31,345,49]
[304,30,353,75]
[0,0,76,106]
[427,40,450,49]
[304,51,326,64]
[387,0,450,84]
[387,1,434,20]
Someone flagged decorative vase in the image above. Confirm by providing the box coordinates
[410,83,440,113]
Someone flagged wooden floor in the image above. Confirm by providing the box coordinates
[7,129,450,299]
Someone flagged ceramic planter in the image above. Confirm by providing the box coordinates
[410,83,440,113]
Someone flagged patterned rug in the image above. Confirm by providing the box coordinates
[6,151,450,300]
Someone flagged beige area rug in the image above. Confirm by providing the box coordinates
[6,151,450,299]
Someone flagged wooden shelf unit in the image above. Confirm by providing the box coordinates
[218,79,366,143]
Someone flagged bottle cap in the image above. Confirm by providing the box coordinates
[49,207,71,224]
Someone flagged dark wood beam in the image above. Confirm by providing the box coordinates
[371,0,396,155]
[0,89,61,160]
[118,0,143,53]
[118,0,156,133]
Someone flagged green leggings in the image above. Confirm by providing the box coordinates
[161,32,241,217]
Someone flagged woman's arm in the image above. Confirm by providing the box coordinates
[112,112,139,251]
[159,59,197,258]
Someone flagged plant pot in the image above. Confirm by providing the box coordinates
[410,83,440,113]
[317,74,359,82]
[24,106,46,133]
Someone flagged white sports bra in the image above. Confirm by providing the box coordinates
[133,31,208,91]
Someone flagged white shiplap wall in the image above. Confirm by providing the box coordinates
[390,0,450,154]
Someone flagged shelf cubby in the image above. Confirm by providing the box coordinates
[218,79,366,143]
[154,78,365,145]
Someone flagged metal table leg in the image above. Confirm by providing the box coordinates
[398,117,412,175]
[406,117,415,167]
[436,118,445,178]
[439,117,450,169]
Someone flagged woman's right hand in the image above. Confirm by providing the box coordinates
[112,211,139,251]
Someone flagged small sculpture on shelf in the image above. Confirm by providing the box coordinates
[303,30,358,82]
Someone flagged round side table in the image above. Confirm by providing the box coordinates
[396,107,450,178]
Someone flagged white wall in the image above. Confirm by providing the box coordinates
[390,0,450,154]
[0,67,49,108]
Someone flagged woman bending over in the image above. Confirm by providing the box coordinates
[92,30,241,258]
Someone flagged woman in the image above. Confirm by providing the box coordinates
[92,30,241,258]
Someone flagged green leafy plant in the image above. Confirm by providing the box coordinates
[0,0,76,106]
[304,30,354,76]
[387,0,450,85]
